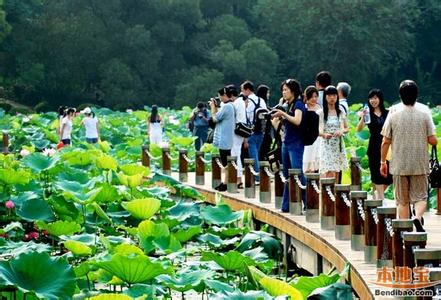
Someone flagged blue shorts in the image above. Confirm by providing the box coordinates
[86,138,98,144]
[61,139,71,145]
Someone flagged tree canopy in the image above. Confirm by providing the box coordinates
[0,0,440,110]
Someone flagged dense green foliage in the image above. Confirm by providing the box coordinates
[0,0,440,110]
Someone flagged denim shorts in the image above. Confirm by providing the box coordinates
[86,138,98,144]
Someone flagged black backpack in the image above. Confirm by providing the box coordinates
[248,97,268,134]
[301,110,319,146]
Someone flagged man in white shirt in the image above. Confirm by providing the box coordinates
[241,80,267,183]
[337,82,351,115]
[315,71,332,107]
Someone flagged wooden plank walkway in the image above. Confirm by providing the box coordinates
[171,172,441,299]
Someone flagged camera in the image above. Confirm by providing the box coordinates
[208,96,221,108]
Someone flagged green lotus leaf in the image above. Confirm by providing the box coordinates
[153,234,182,253]
[0,168,31,185]
[0,240,51,257]
[149,143,162,158]
[89,294,132,300]
[158,269,213,292]
[200,143,215,153]
[57,167,89,184]
[117,172,143,188]
[22,153,59,172]
[120,164,150,176]
[201,251,255,271]
[59,233,97,246]
[124,283,155,298]
[138,220,170,240]
[0,252,76,299]
[307,282,353,299]
[37,220,81,237]
[259,276,303,299]
[201,203,243,225]
[236,231,282,260]
[170,136,195,148]
[16,198,55,222]
[122,198,161,219]
[96,253,173,284]
[74,261,93,278]
[64,240,92,256]
[204,279,235,293]
[2,222,24,233]
[198,233,240,248]
[210,290,272,299]
[47,195,81,223]
[173,225,202,242]
[355,146,367,158]
[10,191,39,208]
[168,201,200,221]
[96,155,118,171]
[98,140,111,153]
[355,129,370,141]
[94,183,121,204]
[91,203,112,224]
[113,244,144,256]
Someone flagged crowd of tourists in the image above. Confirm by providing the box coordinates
[185,71,438,232]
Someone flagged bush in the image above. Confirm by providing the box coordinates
[0,102,12,113]
[9,107,31,115]
[34,101,51,113]
[77,103,100,111]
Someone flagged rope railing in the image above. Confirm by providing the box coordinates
[385,218,394,237]
[215,158,227,170]
[182,153,192,163]
[325,186,336,202]
[294,175,306,190]
[341,193,351,207]
[264,167,275,178]
[371,208,379,224]
[357,199,365,221]
[231,161,239,170]
[199,156,211,164]
[144,148,161,160]
[165,151,178,161]
[248,165,260,177]
[279,172,288,184]
[311,180,321,194]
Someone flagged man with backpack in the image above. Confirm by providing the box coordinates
[241,80,268,184]
[189,102,210,151]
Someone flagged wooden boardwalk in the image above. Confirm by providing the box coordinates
[171,172,441,299]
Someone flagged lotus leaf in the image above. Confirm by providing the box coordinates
[94,183,121,204]
[170,136,195,148]
[168,201,200,221]
[138,220,170,239]
[124,284,155,298]
[201,251,255,271]
[113,244,144,256]
[96,253,173,284]
[158,269,214,292]
[64,240,93,256]
[74,261,93,277]
[22,153,59,172]
[0,168,31,185]
[259,276,303,299]
[120,164,150,176]
[1,222,24,233]
[98,140,111,153]
[122,198,161,219]
[16,198,55,222]
[57,167,89,184]
[48,195,81,222]
[236,231,282,259]
[59,233,97,245]
[307,282,353,299]
[173,225,202,242]
[204,279,235,293]
[0,252,76,299]
[96,155,118,170]
[10,191,39,208]
[117,172,143,188]
[37,220,81,237]
[153,234,182,253]
[0,240,51,257]
[210,290,272,300]
[201,203,243,225]
[92,203,112,224]
[198,233,240,248]
[89,294,132,300]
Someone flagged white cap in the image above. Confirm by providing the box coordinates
[82,107,92,114]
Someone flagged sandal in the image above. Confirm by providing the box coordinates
[237,182,244,189]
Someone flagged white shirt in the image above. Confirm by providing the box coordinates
[83,117,98,138]
[233,98,247,124]
[339,99,349,114]
[61,117,73,140]
[245,93,267,124]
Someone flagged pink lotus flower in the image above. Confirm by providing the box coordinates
[5,200,14,209]
[42,148,56,157]
[20,149,30,157]
[28,232,39,239]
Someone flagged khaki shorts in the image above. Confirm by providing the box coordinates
[393,175,428,205]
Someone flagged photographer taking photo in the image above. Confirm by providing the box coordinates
[210,86,235,192]
[189,102,210,151]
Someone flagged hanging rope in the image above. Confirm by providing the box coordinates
[144,149,161,160]
[357,199,365,221]
[248,165,260,177]
[278,172,288,184]
[231,161,238,170]
[182,153,192,163]
[215,158,227,170]
[165,151,178,161]
[199,156,211,164]
[341,193,351,207]
[385,218,394,237]
[325,186,336,202]
[311,180,321,194]
[294,175,306,190]
[371,208,379,224]
[264,167,275,178]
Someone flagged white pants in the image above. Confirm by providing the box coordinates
[149,123,163,145]
[231,134,244,178]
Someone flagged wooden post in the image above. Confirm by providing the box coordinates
[288,169,302,215]
[403,232,427,268]
[259,161,271,203]
[161,147,171,175]
[227,156,238,193]
[141,145,150,167]
[392,219,413,267]
[195,151,205,185]
[335,184,351,240]
[305,173,320,223]
[320,178,336,230]
[2,132,9,154]
[211,154,221,189]
[274,165,284,209]
[350,157,362,190]
[178,149,188,182]
[350,191,367,251]
[414,249,441,267]
[364,200,383,264]
[244,159,255,199]
[376,206,397,268]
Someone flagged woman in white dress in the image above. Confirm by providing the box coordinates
[59,108,76,146]
[80,107,100,143]
[319,86,349,180]
[303,86,322,173]
[148,105,163,145]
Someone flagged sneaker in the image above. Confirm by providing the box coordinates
[255,181,260,186]
[237,182,244,189]
[413,218,425,232]
[214,183,223,191]
[218,183,227,192]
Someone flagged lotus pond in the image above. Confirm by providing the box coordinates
[0,105,439,299]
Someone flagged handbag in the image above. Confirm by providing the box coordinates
[234,122,253,138]
[206,129,214,144]
[267,123,283,173]
[429,146,441,188]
